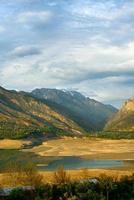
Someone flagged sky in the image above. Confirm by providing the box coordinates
[0,0,134,107]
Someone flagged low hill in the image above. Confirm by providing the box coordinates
[105,98,134,131]
[0,86,83,139]
[31,88,117,131]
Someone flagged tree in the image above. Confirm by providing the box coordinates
[5,161,23,187]
[98,174,115,200]
[5,162,43,187]
[8,189,27,200]
[22,163,43,187]
[53,166,71,185]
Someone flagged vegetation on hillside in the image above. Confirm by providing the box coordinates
[0,122,73,139]
[0,86,83,139]
[88,131,134,139]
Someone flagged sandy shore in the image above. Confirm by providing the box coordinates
[25,137,134,160]
[0,139,31,149]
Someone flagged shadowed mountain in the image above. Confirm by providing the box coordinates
[31,88,117,131]
[105,98,134,131]
[0,86,84,139]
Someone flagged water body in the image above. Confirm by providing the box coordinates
[38,156,125,171]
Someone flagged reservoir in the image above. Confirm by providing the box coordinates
[38,156,125,171]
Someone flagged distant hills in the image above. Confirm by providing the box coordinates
[31,88,117,131]
[105,98,134,131]
[1,85,134,139]
[0,86,118,139]
[0,86,83,139]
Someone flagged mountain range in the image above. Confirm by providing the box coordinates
[0,86,118,139]
[105,98,134,131]
[31,88,117,131]
[0,86,83,138]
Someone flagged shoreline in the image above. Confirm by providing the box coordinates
[0,168,133,187]
[40,168,134,183]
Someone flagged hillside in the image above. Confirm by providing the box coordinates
[105,98,134,131]
[0,86,83,139]
[31,88,117,131]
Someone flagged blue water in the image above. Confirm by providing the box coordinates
[38,157,124,171]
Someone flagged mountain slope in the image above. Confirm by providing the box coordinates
[105,98,134,131]
[31,88,117,131]
[0,86,83,139]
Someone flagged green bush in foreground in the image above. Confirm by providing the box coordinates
[8,189,28,200]
[5,172,134,200]
[7,174,134,200]
[1,163,134,200]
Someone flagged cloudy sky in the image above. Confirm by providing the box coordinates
[0,0,134,107]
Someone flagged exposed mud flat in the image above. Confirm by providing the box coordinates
[25,137,134,160]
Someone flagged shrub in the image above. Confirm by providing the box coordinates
[53,166,71,185]
[5,162,43,187]
[8,189,27,200]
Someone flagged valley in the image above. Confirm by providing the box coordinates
[1,2,134,198]
[0,86,134,182]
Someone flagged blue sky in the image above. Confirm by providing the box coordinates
[0,0,134,107]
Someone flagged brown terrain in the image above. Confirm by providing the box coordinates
[25,137,134,160]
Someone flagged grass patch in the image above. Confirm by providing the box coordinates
[87,131,134,139]
[0,149,54,172]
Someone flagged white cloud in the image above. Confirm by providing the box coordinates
[17,11,54,27]
[1,63,32,77]
[1,40,134,93]
[71,76,134,106]
[70,1,118,21]
[0,0,134,106]
[69,1,134,22]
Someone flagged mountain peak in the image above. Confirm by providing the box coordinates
[105,97,134,131]
[123,98,134,111]
[31,88,117,131]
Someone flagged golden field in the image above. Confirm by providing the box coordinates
[24,137,134,160]
[0,168,134,187]
[0,137,134,187]
[0,139,31,149]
